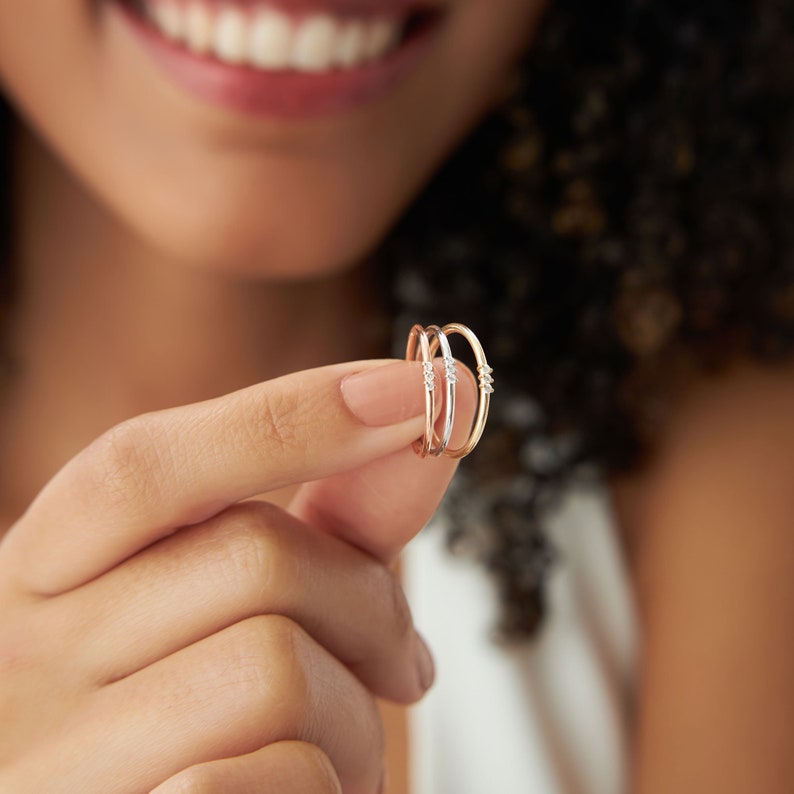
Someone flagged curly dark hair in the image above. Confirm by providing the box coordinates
[380,0,794,636]
[1,0,793,638]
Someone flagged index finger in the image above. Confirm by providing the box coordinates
[0,360,427,595]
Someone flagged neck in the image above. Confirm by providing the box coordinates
[0,124,386,519]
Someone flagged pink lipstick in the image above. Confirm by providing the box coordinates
[112,0,445,118]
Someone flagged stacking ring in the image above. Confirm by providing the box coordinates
[405,325,437,458]
[405,322,494,459]
[424,325,456,455]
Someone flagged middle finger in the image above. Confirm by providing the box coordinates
[52,500,429,703]
[14,616,383,794]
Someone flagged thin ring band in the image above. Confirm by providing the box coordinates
[405,324,436,458]
[438,323,493,459]
[425,324,456,456]
[406,323,494,459]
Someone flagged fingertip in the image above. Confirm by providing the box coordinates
[290,359,483,563]
[414,631,436,693]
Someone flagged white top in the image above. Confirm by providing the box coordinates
[405,485,638,794]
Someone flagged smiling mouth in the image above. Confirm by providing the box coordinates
[120,0,442,74]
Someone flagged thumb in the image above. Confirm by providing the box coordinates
[289,364,479,563]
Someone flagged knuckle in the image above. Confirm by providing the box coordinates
[237,384,317,465]
[379,566,414,643]
[78,416,169,514]
[259,390,301,451]
[295,744,343,794]
[225,615,313,728]
[159,770,212,794]
[0,615,40,678]
[242,391,301,456]
[211,504,291,600]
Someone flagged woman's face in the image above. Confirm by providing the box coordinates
[0,0,544,278]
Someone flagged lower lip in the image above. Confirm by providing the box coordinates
[112,2,443,119]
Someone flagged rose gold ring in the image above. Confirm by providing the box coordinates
[406,323,493,459]
[405,324,437,458]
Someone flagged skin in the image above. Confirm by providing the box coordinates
[1,1,791,793]
[0,359,479,792]
[0,0,546,515]
[0,0,546,791]
[0,0,545,279]
[612,362,794,794]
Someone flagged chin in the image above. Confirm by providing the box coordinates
[130,195,391,281]
[108,151,419,281]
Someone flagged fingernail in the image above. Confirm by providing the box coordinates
[415,632,436,691]
[341,361,426,427]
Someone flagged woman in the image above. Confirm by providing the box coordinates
[0,1,792,792]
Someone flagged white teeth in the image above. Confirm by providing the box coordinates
[144,2,405,72]
[151,1,183,41]
[249,9,294,69]
[184,2,213,53]
[213,7,248,64]
[334,21,367,68]
[292,15,338,72]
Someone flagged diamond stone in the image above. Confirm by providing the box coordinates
[444,356,458,384]
[423,361,436,391]
[477,363,494,394]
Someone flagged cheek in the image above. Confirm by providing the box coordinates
[0,3,99,145]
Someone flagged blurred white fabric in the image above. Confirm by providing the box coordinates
[405,485,638,794]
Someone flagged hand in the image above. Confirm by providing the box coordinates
[0,360,476,793]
